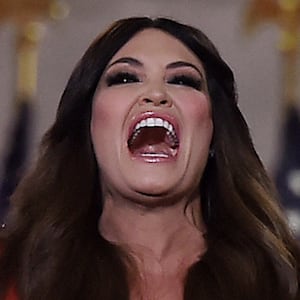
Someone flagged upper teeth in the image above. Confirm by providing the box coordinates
[134,117,176,137]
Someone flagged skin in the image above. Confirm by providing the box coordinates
[90,29,213,299]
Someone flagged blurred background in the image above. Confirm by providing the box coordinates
[0,0,299,232]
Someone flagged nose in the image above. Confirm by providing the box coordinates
[138,83,172,107]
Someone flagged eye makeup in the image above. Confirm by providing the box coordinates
[167,74,203,91]
[105,71,141,86]
[101,57,206,91]
[166,61,204,80]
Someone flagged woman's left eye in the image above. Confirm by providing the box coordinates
[167,75,202,91]
[105,72,140,87]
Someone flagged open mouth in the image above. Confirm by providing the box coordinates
[128,117,179,161]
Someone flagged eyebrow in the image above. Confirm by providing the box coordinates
[166,61,204,79]
[106,57,143,70]
[106,57,203,78]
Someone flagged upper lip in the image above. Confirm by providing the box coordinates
[127,111,180,141]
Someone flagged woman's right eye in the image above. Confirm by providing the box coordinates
[105,72,140,86]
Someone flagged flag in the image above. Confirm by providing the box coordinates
[275,104,300,237]
[0,99,31,225]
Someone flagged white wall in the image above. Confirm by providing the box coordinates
[0,0,292,174]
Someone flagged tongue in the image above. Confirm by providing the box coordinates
[128,127,177,157]
[132,142,176,157]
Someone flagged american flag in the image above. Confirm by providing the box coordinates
[275,104,300,237]
[0,100,31,225]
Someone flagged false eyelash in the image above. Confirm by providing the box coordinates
[105,72,140,87]
[168,75,203,91]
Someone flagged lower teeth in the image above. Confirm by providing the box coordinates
[141,153,169,158]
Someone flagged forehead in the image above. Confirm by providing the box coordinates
[108,28,204,68]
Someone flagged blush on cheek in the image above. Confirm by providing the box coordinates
[91,93,123,154]
[92,89,129,125]
[91,100,112,125]
[90,106,110,148]
[186,94,212,120]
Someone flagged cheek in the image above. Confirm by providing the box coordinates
[90,92,119,155]
[92,91,118,126]
[179,91,212,125]
[91,89,128,136]
[185,93,214,152]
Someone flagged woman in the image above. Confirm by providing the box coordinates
[0,17,299,300]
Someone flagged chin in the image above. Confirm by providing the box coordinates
[127,179,187,206]
[130,189,183,208]
[135,184,172,198]
[128,174,176,194]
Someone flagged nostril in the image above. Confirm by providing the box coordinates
[139,96,171,106]
[144,98,153,104]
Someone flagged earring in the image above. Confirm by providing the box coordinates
[207,195,212,222]
[209,148,215,158]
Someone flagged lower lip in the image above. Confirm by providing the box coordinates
[131,152,178,163]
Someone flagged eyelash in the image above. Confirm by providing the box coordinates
[167,75,202,91]
[105,72,202,91]
[105,72,140,86]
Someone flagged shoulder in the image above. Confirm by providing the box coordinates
[4,285,18,300]
[0,239,19,300]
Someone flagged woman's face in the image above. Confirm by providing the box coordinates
[91,29,213,205]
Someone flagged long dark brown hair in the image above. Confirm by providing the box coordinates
[0,17,299,300]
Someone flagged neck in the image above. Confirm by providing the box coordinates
[99,193,207,273]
